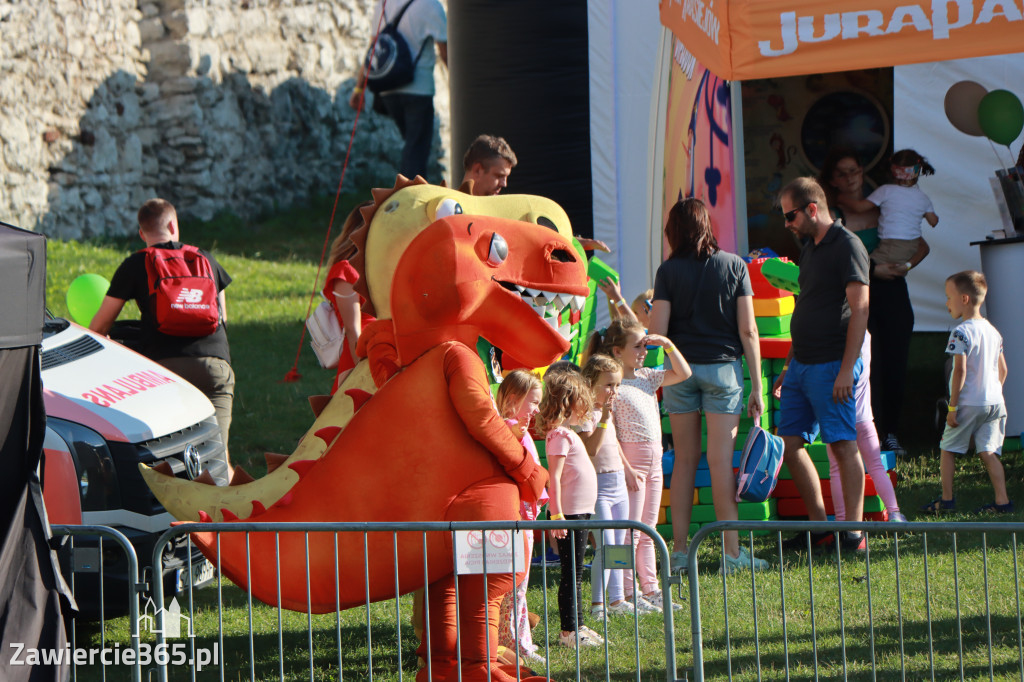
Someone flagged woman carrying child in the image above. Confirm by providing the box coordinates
[537,370,604,648]
[588,318,691,611]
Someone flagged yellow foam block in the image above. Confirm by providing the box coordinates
[660,488,699,506]
[753,295,795,317]
[657,507,666,525]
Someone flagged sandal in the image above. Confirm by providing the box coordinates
[919,496,956,513]
[975,500,1015,514]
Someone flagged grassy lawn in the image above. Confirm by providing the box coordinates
[44,199,1024,680]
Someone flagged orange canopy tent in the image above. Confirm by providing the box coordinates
[659,0,1024,81]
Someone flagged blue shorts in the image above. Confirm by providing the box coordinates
[662,359,743,415]
[777,358,862,444]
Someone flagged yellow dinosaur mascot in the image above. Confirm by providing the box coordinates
[141,176,589,681]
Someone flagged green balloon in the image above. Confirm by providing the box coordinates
[978,89,1024,146]
[67,273,110,326]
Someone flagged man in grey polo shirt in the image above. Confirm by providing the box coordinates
[773,177,870,553]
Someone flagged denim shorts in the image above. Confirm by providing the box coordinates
[777,358,862,444]
[662,359,743,415]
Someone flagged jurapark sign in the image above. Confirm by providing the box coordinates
[660,0,1024,81]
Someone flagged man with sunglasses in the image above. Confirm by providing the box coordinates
[773,177,871,553]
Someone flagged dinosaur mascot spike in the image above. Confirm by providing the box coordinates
[141,177,588,681]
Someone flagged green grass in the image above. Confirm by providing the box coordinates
[45,200,1024,680]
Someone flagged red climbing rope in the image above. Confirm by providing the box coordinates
[282,2,390,383]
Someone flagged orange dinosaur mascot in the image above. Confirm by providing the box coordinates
[141,177,589,681]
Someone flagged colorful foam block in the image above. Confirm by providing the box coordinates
[760,257,800,294]
[759,336,793,359]
[777,495,885,517]
[587,256,618,284]
[756,314,792,337]
[690,499,777,523]
[747,257,793,298]
[753,295,795,317]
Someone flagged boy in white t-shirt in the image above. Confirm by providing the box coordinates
[922,270,1013,514]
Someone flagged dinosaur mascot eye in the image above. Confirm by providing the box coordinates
[487,233,508,266]
[435,198,463,219]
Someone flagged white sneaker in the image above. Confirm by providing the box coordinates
[605,600,636,616]
[558,629,601,648]
[590,604,605,619]
[644,590,684,612]
[670,551,689,574]
[578,625,605,644]
[626,593,662,614]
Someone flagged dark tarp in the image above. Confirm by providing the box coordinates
[0,222,45,349]
[0,222,73,682]
[448,0,594,240]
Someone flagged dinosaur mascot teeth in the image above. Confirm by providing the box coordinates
[140,176,589,681]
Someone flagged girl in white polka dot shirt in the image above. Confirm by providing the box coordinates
[586,318,692,612]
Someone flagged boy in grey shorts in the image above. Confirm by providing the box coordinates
[922,270,1013,514]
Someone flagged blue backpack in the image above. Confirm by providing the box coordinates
[364,0,430,95]
[735,425,785,503]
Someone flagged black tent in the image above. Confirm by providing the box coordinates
[0,221,74,682]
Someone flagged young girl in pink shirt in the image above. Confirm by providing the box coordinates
[587,318,691,612]
[494,370,547,665]
[537,370,602,648]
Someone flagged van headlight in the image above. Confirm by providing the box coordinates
[46,418,120,511]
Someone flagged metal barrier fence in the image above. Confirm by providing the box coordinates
[685,520,1024,682]
[142,520,680,682]
[51,524,143,682]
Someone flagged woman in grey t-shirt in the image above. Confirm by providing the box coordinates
[649,198,767,575]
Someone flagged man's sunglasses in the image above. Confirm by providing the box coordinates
[783,202,814,223]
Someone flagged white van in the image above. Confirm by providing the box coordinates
[41,313,225,617]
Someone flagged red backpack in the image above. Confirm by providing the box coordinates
[143,245,220,337]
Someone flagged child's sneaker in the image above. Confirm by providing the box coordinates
[558,629,601,648]
[531,547,560,566]
[605,600,636,616]
[644,590,683,612]
[722,547,769,575]
[975,500,1015,514]
[590,604,605,620]
[889,511,909,523]
[578,626,605,644]
[626,593,662,614]
[883,433,907,457]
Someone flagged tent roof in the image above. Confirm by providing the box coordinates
[660,0,1024,81]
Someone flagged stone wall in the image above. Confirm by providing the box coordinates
[0,0,450,239]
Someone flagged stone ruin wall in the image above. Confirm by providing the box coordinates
[0,0,450,239]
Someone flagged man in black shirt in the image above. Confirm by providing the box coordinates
[773,177,870,552]
[90,199,234,468]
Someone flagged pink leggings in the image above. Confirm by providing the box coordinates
[621,441,663,596]
[827,421,901,519]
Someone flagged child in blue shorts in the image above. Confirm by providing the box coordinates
[921,270,1012,514]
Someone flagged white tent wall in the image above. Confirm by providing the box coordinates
[895,53,1024,332]
[588,0,662,326]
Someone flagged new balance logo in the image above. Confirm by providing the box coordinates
[176,289,205,304]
